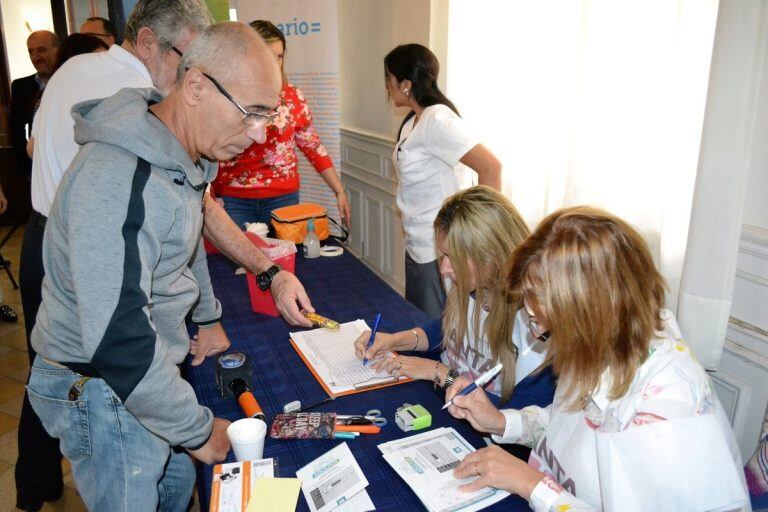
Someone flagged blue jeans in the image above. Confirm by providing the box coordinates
[27,357,195,512]
[221,192,300,229]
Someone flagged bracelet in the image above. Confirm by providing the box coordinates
[442,368,459,390]
[410,329,420,351]
[432,361,442,390]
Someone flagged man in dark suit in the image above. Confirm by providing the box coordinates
[9,30,59,177]
[10,30,62,512]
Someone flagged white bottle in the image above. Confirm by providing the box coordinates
[303,218,321,258]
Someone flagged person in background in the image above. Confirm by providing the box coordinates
[9,29,60,512]
[355,186,552,411]
[25,33,109,157]
[10,30,59,177]
[53,33,109,71]
[212,20,351,229]
[384,43,502,319]
[28,21,277,510]
[447,207,749,511]
[79,16,118,46]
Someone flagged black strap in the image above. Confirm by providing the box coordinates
[328,217,349,244]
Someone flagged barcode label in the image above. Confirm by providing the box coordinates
[310,487,325,509]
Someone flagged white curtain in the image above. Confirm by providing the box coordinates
[677,1,766,369]
[446,0,732,366]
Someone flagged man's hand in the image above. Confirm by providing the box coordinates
[190,322,231,366]
[187,417,231,465]
[270,270,314,327]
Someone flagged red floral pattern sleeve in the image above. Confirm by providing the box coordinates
[212,84,333,199]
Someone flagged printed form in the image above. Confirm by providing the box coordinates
[296,442,374,512]
[378,428,509,512]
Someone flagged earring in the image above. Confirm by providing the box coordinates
[403,88,409,95]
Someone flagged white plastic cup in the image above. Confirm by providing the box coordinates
[226,418,267,461]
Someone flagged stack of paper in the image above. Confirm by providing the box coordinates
[296,442,375,512]
[378,428,509,512]
[290,320,407,397]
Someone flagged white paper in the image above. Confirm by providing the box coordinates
[378,428,509,512]
[290,320,402,395]
[334,489,376,512]
[296,442,370,512]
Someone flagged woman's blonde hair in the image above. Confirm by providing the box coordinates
[508,206,666,409]
[434,186,530,400]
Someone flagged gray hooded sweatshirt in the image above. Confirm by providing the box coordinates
[32,87,221,449]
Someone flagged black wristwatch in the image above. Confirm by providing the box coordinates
[256,264,282,291]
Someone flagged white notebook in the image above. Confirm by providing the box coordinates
[289,319,409,397]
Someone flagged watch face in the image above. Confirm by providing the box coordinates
[257,274,270,290]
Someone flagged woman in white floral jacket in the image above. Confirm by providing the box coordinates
[446,206,750,511]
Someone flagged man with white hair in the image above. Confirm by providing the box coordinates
[18,1,315,510]
[28,22,282,510]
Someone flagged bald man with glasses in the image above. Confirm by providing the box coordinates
[27,22,284,511]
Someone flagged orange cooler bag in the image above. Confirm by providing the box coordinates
[270,203,329,243]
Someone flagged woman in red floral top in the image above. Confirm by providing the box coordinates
[213,20,350,228]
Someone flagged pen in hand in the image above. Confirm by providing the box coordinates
[442,362,503,410]
[362,313,382,366]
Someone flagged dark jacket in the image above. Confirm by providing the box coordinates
[9,73,42,175]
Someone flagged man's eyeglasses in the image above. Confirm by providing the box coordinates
[184,64,278,127]
[527,312,550,342]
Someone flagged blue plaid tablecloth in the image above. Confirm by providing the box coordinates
[186,248,532,511]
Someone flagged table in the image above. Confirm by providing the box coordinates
[186,248,532,511]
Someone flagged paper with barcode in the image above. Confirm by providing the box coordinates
[296,442,373,512]
[210,458,278,512]
[378,428,509,512]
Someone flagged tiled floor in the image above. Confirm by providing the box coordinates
[0,225,87,512]
[0,226,201,511]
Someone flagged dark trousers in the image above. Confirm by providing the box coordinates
[16,211,63,508]
[404,252,446,320]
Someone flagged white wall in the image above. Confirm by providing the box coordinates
[1,0,55,81]
[338,0,432,139]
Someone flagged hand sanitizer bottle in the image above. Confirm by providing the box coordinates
[303,218,321,258]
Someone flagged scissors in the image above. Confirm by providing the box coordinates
[336,409,387,427]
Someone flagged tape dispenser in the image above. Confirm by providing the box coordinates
[395,403,432,432]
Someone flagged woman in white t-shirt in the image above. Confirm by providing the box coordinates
[354,187,552,411]
[384,44,502,318]
[446,207,749,511]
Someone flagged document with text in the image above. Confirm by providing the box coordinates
[378,428,509,512]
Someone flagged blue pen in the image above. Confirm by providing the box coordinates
[362,313,382,366]
[442,362,503,410]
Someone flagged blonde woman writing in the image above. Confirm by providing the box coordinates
[354,186,553,410]
[447,207,749,511]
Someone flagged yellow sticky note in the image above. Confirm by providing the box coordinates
[245,478,302,512]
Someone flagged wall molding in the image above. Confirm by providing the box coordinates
[720,222,768,459]
[740,223,768,261]
[339,127,404,294]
